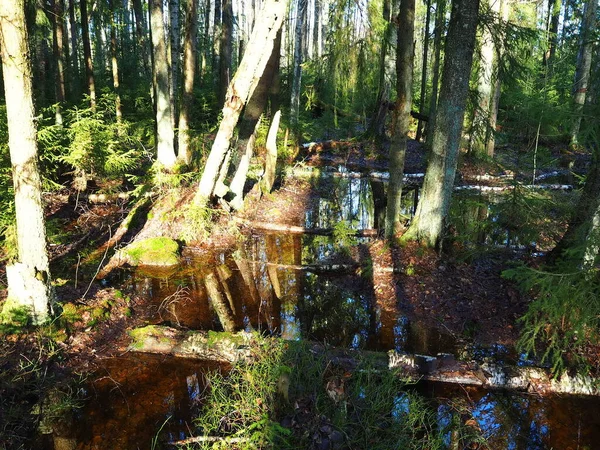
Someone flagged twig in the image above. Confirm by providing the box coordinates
[81,225,112,301]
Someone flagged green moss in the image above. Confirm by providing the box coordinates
[60,303,81,323]
[206,330,247,347]
[123,237,180,267]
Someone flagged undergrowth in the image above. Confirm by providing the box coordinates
[188,337,486,449]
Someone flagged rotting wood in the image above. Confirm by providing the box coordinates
[233,217,379,237]
[128,325,600,396]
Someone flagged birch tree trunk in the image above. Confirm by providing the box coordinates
[150,0,177,169]
[313,0,322,58]
[169,0,181,131]
[570,0,596,146]
[196,0,289,205]
[290,0,308,127]
[80,0,96,109]
[178,0,199,165]
[402,0,480,248]
[385,0,415,239]
[471,0,501,156]
[109,0,123,122]
[229,30,282,210]
[0,0,53,324]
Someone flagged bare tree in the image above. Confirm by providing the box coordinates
[80,0,96,109]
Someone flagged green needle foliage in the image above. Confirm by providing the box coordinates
[504,263,600,375]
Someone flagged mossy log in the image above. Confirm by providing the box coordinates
[233,217,378,237]
[128,325,600,396]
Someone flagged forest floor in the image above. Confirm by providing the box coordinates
[1,137,596,448]
[39,137,585,367]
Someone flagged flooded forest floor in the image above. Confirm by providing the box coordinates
[3,138,600,449]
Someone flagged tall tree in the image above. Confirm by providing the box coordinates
[544,0,561,67]
[178,0,199,165]
[365,0,398,141]
[219,0,234,106]
[109,0,123,121]
[150,0,177,168]
[196,0,289,205]
[425,0,446,146]
[570,0,597,146]
[385,0,415,238]
[415,0,432,142]
[68,0,80,98]
[290,0,308,127]
[132,0,151,79]
[402,0,481,247]
[470,0,501,156]
[80,0,96,109]
[0,0,53,324]
[169,0,181,128]
[50,0,67,124]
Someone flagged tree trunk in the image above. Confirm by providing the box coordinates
[365,0,397,141]
[425,0,446,147]
[219,0,234,107]
[385,0,415,239]
[570,0,596,146]
[261,110,281,193]
[169,0,181,132]
[213,0,222,87]
[313,0,322,58]
[402,0,480,248]
[416,0,431,142]
[471,0,501,156]
[196,0,288,205]
[545,0,561,67]
[178,0,199,165]
[150,0,177,169]
[228,29,282,209]
[0,0,53,324]
[132,0,151,80]
[109,0,123,122]
[51,0,67,124]
[290,0,307,127]
[68,0,80,99]
[80,0,96,109]
[486,0,509,158]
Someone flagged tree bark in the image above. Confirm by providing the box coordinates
[424,0,446,147]
[132,0,151,80]
[570,0,596,146]
[169,0,181,132]
[415,0,431,142]
[385,0,415,239]
[213,0,222,85]
[50,0,67,124]
[402,0,480,248]
[0,0,53,324]
[290,0,308,127]
[109,0,123,122]
[365,0,398,141]
[80,0,96,109]
[150,0,177,169]
[219,0,234,107]
[68,0,80,99]
[471,0,501,156]
[178,0,199,165]
[196,0,288,205]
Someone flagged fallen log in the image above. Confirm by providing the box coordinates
[233,217,379,237]
[128,325,600,396]
[241,259,403,274]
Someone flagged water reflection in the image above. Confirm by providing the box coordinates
[419,382,600,449]
[62,354,223,450]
